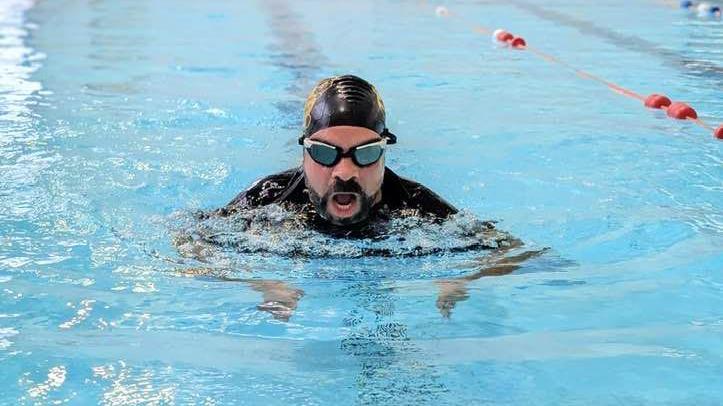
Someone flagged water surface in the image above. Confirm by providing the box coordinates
[1,0,722,404]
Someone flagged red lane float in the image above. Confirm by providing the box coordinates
[510,37,527,48]
[715,125,723,139]
[644,94,672,109]
[493,29,514,43]
[666,102,698,119]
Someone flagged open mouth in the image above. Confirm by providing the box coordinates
[330,192,359,216]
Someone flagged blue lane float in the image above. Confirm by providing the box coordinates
[679,0,721,18]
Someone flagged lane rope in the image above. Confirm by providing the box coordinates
[430,4,723,140]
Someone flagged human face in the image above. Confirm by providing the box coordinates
[303,126,385,225]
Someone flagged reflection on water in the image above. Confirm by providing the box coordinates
[92,361,176,405]
[0,0,47,220]
[0,1,51,387]
[0,0,41,125]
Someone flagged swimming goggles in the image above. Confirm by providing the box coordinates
[301,138,388,167]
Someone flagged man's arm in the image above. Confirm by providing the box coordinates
[177,267,305,321]
[435,245,550,318]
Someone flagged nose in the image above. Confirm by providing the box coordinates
[331,156,359,181]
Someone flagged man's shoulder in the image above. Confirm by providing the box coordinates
[382,168,458,219]
[217,168,305,216]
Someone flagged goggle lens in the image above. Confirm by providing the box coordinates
[353,145,384,166]
[308,143,339,166]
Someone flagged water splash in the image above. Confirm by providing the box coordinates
[171,204,518,260]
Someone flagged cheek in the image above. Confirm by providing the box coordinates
[358,161,385,192]
[303,157,333,193]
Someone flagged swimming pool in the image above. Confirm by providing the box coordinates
[1,0,722,403]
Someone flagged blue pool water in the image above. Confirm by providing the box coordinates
[1,0,722,404]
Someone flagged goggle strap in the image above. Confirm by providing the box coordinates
[381,128,397,145]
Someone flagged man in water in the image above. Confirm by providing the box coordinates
[189,75,545,320]
[214,74,457,233]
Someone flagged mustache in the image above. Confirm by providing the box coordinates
[329,177,363,195]
[305,176,374,225]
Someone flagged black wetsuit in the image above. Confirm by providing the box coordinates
[211,167,457,237]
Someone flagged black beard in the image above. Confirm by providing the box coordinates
[306,177,374,226]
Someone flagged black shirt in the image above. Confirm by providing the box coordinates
[214,167,457,225]
[194,168,518,254]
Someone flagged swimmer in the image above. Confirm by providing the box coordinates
[212,74,457,233]
[188,75,550,320]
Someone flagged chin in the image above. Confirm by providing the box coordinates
[326,205,366,226]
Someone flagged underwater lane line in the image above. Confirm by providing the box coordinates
[259,0,328,119]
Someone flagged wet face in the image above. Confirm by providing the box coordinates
[303,126,385,225]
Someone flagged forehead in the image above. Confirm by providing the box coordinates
[309,126,380,148]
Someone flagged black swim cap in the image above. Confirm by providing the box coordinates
[298,75,397,144]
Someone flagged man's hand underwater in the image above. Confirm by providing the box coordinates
[435,247,550,318]
[247,280,304,322]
